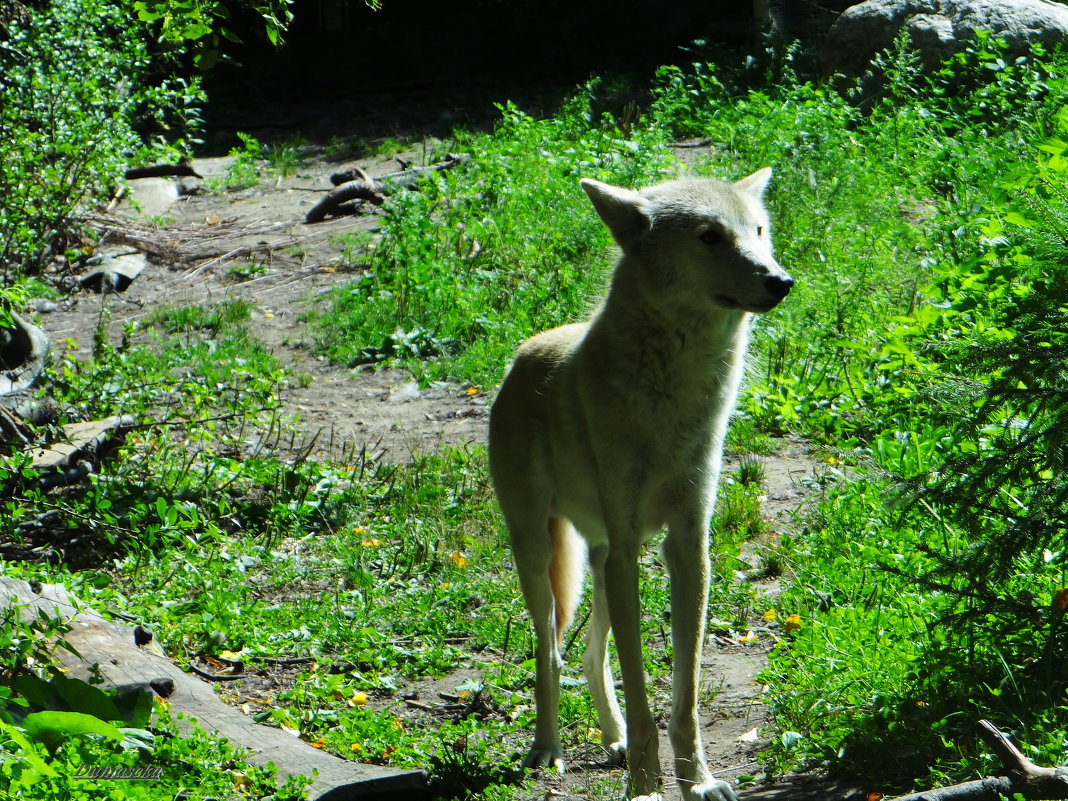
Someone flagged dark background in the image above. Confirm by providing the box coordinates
[201,0,854,142]
[215,0,854,91]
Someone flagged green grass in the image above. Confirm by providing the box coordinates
[4,30,1068,801]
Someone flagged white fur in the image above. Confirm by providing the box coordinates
[489,170,792,801]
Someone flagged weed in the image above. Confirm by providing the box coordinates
[374,137,406,158]
[209,132,264,190]
[325,135,371,161]
[265,136,307,177]
[736,455,766,488]
[227,259,269,282]
[713,482,768,546]
[726,418,779,456]
[146,299,253,334]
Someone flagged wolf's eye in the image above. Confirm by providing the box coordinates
[699,229,724,246]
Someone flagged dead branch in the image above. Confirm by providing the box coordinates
[890,720,1068,801]
[125,162,202,180]
[307,153,471,223]
[328,153,470,188]
[80,212,296,268]
[303,179,386,223]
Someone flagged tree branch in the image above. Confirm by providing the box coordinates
[889,720,1068,801]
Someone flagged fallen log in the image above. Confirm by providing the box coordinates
[0,578,429,800]
[890,720,1068,801]
[306,154,471,223]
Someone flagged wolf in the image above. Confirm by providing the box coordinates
[488,169,792,801]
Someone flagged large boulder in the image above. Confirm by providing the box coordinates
[821,0,1068,78]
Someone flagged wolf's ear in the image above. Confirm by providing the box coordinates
[580,179,651,248]
[734,167,773,199]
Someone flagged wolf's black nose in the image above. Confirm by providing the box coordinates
[765,275,794,301]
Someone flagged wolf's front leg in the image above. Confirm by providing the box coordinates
[602,544,663,798]
[582,544,627,765]
[662,523,739,801]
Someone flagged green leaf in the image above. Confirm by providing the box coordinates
[194,48,220,71]
[21,710,123,752]
[0,720,56,776]
[49,674,123,723]
[781,730,804,748]
[118,727,156,751]
[133,2,162,22]
[1003,211,1034,229]
[12,674,53,710]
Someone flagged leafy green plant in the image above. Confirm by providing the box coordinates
[0,605,75,675]
[757,37,1068,791]
[324,135,371,161]
[0,0,205,279]
[132,0,295,69]
[1,697,310,799]
[374,137,407,158]
[228,259,269,281]
[713,481,768,545]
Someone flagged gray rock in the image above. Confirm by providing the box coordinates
[822,0,1068,78]
[121,176,179,218]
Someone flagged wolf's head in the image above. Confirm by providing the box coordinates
[580,170,793,314]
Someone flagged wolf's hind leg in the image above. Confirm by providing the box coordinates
[508,511,573,772]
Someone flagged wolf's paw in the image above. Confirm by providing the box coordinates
[523,746,565,773]
[602,740,626,767]
[630,794,664,801]
[686,779,738,801]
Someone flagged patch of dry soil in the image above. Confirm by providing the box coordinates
[40,152,490,465]
[33,149,849,798]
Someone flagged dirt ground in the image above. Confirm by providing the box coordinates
[27,144,853,799]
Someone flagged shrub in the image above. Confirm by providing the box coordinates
[0,0,205,280]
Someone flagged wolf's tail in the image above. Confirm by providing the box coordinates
[548,517,586,648]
